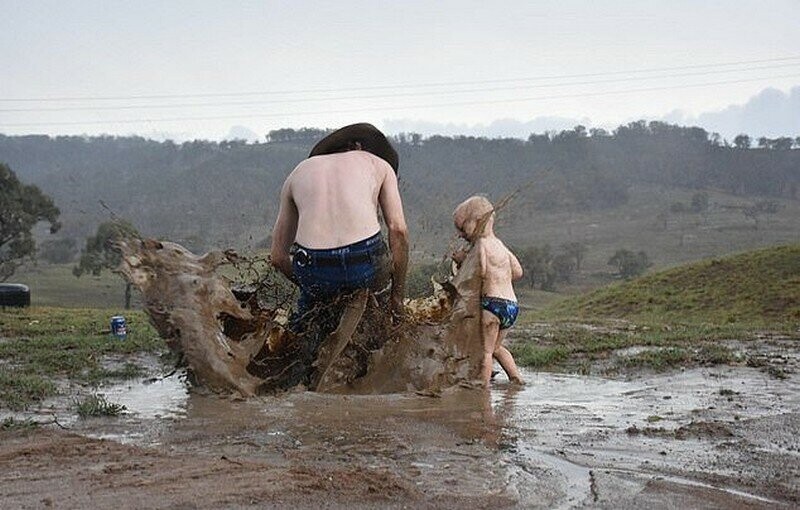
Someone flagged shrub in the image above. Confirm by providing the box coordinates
[608,249,651,279]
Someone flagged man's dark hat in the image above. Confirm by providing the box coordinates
[309,123,399,173]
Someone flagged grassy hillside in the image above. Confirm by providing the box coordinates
[547,244,800,324]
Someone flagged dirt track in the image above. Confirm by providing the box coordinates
[2,346,799,509]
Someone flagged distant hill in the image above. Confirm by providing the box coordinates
[0,122,798,263]
[550,244,800,324]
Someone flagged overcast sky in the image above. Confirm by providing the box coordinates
[1,1,798,140]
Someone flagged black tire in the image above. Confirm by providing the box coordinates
[0,284,31,308]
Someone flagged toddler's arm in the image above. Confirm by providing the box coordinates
[508,248,523,281]
[450,247,469,266]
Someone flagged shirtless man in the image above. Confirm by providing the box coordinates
[452,196,525,385]
[270,123,409,323]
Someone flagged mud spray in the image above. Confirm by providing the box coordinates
[116,237,485,397]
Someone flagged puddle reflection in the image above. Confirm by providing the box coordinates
[103,375,190,420]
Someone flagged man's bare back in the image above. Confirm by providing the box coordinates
[289,151,387,249]
[270,139,409,315]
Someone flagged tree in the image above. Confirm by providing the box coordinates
[0,163,61,281]
[517,245,556,290]
[655,211,669,231]
[669,201,688,214]
[265,127,330,143]
[74,220,139,309]
[608,249,651,279]
[560,241,588,272]
[690,191,709,213]
[742,200,781,230]
[772,137,794,151]
[552,253,576,283]
[38,238,77,264]
[733,134,751,149]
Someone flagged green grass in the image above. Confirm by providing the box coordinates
[0,307,166,410]
[512,344,571,369]
[618,347,692,370]
[84,363,145,383]
[545,244,800,326]
[1,416,40,431]
[0,371,57,411]
[510,245,799,373]
[74,394,126,417]
[509,317,784,373]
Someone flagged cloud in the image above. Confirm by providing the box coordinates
[658,86,800,139]
[224,125,261,142]
[384,86,800,141]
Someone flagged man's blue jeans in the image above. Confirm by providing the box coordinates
[290,232,390,332]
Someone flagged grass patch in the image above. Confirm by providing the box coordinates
[765,366,790,380]
[618,347,691,371]
[74,394,126,417]
[697,344,740,365]
[512,344,571,368]
[1,416,40,431]
[510,320,765,372]
[0,370,58,410]
[84,363,145,384]
[0,307,167,410]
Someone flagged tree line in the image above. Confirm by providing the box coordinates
[0,121,798,260]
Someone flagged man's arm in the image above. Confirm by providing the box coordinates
[377,167,409,315]
[270,177,298,281]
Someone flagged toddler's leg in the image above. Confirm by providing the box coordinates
[493,328,525,385]
[480,310,500,386]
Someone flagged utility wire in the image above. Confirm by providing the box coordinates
[2,62,798,113]
[2,73,797,128]
[2,55,800,103]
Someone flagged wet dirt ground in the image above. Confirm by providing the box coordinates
[2,343,799,509]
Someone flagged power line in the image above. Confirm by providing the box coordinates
[2,73,797,128]
[2,62,798,113]
[2,55,800,103]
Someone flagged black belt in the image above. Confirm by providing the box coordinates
[294,246,385,267]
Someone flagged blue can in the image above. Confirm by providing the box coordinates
[110,316,127,340]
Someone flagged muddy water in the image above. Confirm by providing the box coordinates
[59,363,799,508]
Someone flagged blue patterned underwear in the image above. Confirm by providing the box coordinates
[480,296,519,330]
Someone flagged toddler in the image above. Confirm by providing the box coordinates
[452,196,525,385]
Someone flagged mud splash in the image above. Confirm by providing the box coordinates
[116,238,485,397]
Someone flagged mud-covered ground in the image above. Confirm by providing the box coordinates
[1,337,798,509]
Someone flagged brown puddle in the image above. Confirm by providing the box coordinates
[32,359,791,508]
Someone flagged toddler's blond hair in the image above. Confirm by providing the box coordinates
[454,196,494,238]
